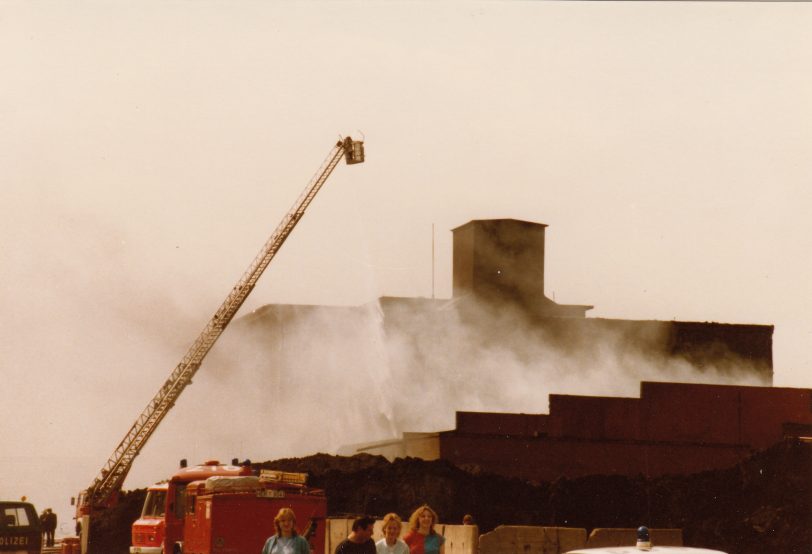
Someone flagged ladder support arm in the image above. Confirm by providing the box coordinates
[82,137,364,510]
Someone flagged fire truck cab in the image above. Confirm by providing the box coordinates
[131,460,254,554]
[182,471,326,554]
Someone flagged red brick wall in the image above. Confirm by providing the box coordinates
[456,412,549,436]
[439,434,751,481]
[738,386,811,448]
[640,382,812,447]
[548,395,640,441]
[440,382,812,481]
[641,383,745,445]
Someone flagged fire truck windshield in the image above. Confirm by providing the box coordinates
[141,491,167,518]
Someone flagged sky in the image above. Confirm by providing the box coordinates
[1,0,811,537]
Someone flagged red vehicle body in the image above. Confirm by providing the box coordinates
[182,474,326,554]
[131,460,254,554]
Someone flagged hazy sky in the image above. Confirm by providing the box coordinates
[1,0,810,536]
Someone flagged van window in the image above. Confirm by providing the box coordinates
[1,506,34,528]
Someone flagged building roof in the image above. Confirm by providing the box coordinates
[450,218,548,231]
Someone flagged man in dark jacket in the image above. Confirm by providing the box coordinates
[334,516,376,554]
[42,508,57,547]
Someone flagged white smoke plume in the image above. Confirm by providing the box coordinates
[184,294,770,462]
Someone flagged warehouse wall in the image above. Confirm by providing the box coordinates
[439,382,811,480]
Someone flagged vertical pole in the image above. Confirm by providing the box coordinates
[431,223,435,299]
[80,515,89,554]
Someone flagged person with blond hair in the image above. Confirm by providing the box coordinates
[261,508,311,554]
[376,513,409,554]
[403,505,444,554]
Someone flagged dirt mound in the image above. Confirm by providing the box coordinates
[90,439,810,554]
[648,439,811,553]
[262,440,811,554]
[259,454,545,527]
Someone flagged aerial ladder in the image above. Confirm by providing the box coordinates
[75,136,365,532]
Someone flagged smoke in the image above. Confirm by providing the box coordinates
[0,201,772,537]
[0,204,235,536]
[184,294,770,462]
[0,205,771,534]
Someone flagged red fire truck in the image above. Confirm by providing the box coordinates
[131,460,253,554]
[182,472,326,554]
[131,461,326,554]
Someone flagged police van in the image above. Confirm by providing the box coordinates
[567,546,725,554]
[0,500,42,554]
[565,527,727,554]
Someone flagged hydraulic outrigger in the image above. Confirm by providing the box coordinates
[74,136,365,548]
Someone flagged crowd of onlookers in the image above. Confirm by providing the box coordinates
[261,505,474,554]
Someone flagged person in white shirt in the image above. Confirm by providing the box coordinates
[375,513,409,554]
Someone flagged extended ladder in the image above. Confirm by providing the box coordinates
[81,136,365,512]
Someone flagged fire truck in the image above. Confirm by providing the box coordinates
[182,471,326,554]
[131,460,252,554]
[131,461,326,554]
[75,137,364,551]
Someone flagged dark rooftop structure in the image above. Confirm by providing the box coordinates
[452,219,592,318]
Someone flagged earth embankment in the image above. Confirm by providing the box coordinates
[90,439,810,554]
